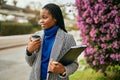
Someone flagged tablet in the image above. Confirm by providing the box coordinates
[59,44,87,66]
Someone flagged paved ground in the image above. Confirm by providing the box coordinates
[0,46,31,80]
[0,34,30,49]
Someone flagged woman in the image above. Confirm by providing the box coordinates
[25,3,78,80]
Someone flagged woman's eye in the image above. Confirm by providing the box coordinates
[43,16,47,19]
[40,16,47,20]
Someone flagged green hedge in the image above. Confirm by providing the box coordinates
[0,21,33,36]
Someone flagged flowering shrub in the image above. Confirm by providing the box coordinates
[75,0,120,71]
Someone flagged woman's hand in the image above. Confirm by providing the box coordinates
[48,59,66,75]
[27,36,41,54]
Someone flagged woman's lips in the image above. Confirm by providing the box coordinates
[41,24,45,27]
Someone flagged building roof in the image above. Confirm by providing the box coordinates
[0,4,35,18]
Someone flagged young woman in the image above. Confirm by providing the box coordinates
[25,3,78,80]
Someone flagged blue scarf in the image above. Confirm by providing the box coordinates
[41,25,59,79]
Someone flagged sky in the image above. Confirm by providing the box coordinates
[6,0,75,8]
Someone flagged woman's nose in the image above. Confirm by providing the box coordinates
[38,19,43,25]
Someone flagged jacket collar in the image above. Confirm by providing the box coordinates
[50,28,65,61]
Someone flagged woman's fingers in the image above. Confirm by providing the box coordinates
[27,37,41,53]
[48,61,65,74]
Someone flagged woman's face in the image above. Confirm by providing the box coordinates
[39,9,56,30]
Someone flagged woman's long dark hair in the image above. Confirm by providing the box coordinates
[42,3,67,32]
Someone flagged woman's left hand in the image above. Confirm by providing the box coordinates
[48,60,66,74]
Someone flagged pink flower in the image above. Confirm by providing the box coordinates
[100,37,106,42]
[115,16,120,25]
[101,44,107,48]
[93,60,97,66]
[86,17,93,24]
[93,16,99,24]
[112,41,119,49]
[98,0,102,2]
[90,27,97,37]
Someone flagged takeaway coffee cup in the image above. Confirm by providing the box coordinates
[31,35,41,52]
[31,35,41,42]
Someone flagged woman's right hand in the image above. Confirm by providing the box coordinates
[27,37,41,54]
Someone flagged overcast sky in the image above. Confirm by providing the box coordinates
[6,0,75,8]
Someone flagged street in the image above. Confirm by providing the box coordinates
[0,46,31,80]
